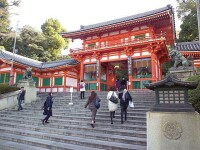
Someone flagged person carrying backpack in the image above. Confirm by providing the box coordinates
[107,87,118,124]
[84,91,100,128]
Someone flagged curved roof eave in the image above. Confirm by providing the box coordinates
[0,49,79,69]
[61,5,173,37]
[145,74,198,90]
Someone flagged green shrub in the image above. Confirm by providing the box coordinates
[0,84,20,94]
[187,75,200,113]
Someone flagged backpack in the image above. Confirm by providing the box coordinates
[80,84,83,88]
[95,97,100,109]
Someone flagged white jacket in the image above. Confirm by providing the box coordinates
[107,91,118,112]
[79,82,86,91]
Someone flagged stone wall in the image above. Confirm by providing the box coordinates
[0,91,19,110]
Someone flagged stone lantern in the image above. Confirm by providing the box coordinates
[145,73,198,112]
[145,73,200,150]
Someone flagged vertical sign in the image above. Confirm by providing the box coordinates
[96,60,99,77]
[128,56,132,75]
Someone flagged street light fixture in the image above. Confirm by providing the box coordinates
[9,21,19,85]
[196,0,200,42]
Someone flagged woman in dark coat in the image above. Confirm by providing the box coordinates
[118,87,132,124]
[42,92,53,125]
[84,91,100,128]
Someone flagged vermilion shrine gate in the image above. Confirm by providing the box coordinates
[61,5,175,91]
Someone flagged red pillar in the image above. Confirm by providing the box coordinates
[50,73,53,92]
[96,60,101,91]
[158,60,162,80]
[80,61,84,82]
[10,68,15,85]
[12,68,16,84]
[63,70,67,92]
[39,77,42,92]
[151,52,156,83]
[128,56,133,90]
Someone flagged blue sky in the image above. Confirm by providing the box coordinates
[10,0,179,53]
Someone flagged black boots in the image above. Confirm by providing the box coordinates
[42,119,45,125]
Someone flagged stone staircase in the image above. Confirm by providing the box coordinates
[0,90,155,150]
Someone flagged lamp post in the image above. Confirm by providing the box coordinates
[9,21,19,85]
[196,0,200,42]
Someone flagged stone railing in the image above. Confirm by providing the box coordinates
[0,90,20,110]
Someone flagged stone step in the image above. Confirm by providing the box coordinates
[4,110,147,117]
[39,97,155,102]
[1,112,146,121]
[0,113,146,126]
[8,107,151,113]
[0,116,147,131]
[25,104,153,109]
[0,126,146,146]
[21,102,152,109]
[0,133,102,150]
[32,99,155,103]
[0,139,49,150]
[0,120,146,138]
[0,132,146,150]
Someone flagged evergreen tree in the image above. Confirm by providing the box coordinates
[41,18,69,61]
[16,25,48,61]
[176,0,198,41]
[0,0,20,48]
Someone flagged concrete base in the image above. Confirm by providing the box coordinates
[17,80,36,104]
[147,111,200,150]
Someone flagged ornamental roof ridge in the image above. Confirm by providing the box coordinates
[61,5,173,35]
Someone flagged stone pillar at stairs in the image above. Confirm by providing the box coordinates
[17,79,37,104]
[145,74,200,150]
[147,111,200,150]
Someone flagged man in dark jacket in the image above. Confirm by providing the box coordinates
[121,78,127,88]
[118,86,132,124]
[116,79,121,91]
[42,92,53,125]
[17,87,25,111]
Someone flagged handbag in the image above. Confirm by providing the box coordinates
[95,97,100,109]
[129,101,134,108]
[109,92,118,104]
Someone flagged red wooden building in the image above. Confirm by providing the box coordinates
[0,49,79,92]
[61,5,175,91]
